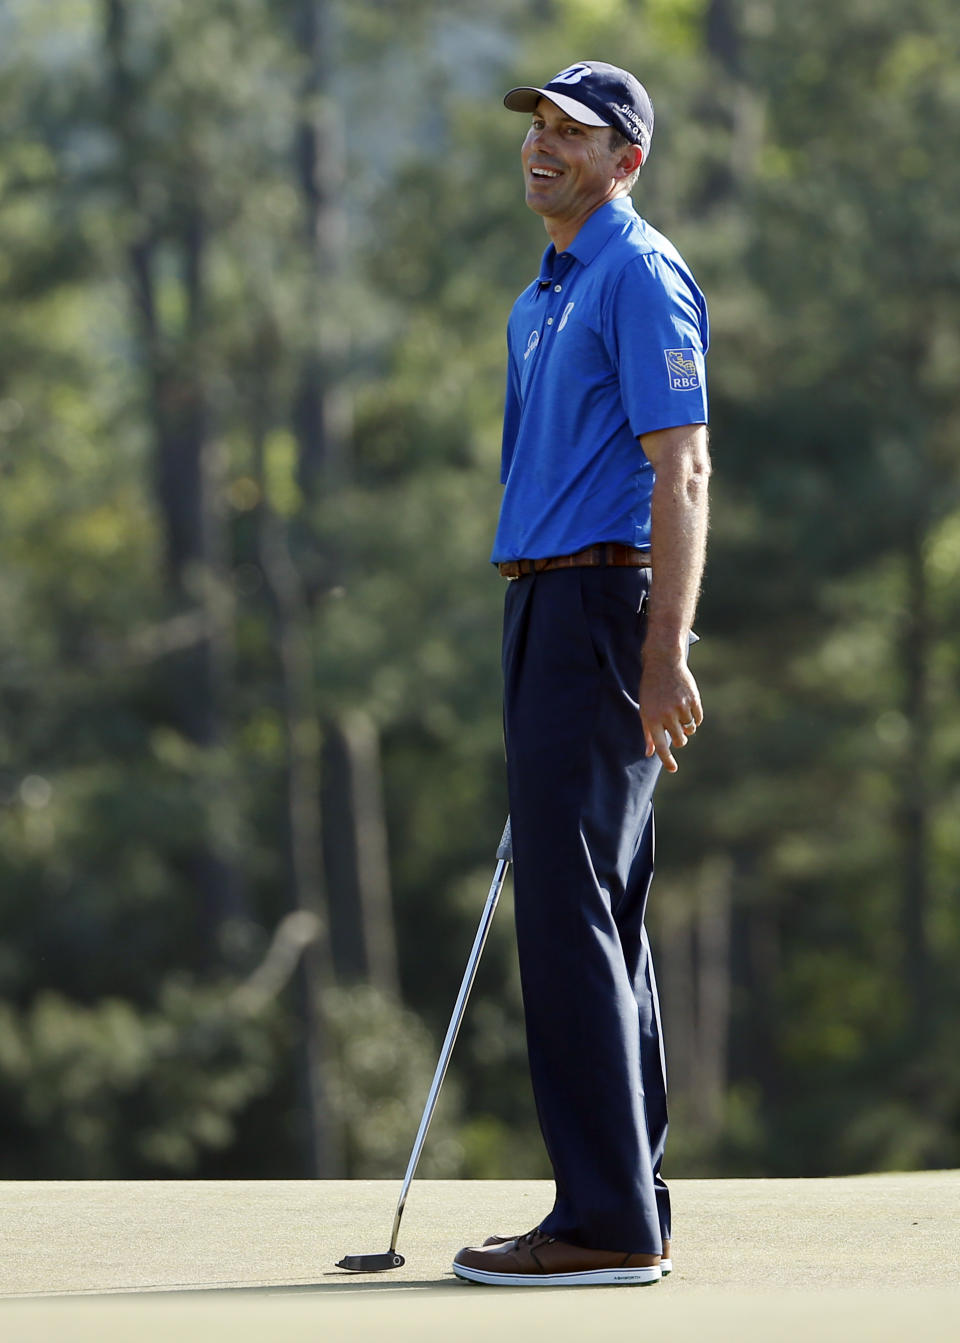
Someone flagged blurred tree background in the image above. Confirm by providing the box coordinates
[1,0,958,1181]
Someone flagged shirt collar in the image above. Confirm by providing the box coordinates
[535,198,639,287]
[536,197,638,281]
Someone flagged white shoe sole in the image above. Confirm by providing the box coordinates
[452,1262,662,1287]
[661,1258,672,1275]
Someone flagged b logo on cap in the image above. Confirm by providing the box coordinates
[551,64,591,85]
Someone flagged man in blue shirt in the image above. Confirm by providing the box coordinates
[453,62,711,1288]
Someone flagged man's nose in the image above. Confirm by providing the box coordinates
[528,124,556,151]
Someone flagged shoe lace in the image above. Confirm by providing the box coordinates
[519,1227,555,1247]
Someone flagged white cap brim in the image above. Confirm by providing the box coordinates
[503,86,611,128]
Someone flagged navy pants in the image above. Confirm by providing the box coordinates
[502,565,669,1255]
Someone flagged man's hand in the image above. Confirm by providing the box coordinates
[639,648,702,774]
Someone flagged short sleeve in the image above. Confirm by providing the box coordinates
[603,252,709,439]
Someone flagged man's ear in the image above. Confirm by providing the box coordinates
[615,145,644,178]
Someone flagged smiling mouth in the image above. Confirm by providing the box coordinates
[530,166,562,179]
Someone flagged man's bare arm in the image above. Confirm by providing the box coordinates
[637,422,711,773]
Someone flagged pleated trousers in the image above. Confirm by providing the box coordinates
[502,564,670,1255]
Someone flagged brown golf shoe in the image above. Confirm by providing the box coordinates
[481,1229,672,1275]
[453,1228,661,1286]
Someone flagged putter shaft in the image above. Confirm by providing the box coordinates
[388,817,513,1254]
[336,819,512,1272]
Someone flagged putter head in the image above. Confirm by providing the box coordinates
[336,1251,405,1272]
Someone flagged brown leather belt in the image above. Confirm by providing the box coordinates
[498,543,652,580]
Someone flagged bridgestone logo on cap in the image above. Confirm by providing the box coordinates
[616,103,649,149]
[551,64,591,85]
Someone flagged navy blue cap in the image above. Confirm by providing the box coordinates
[504,61,654,161]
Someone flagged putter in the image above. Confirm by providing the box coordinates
[336,816,513,1271]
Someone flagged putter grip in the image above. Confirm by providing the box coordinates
[496,816,512,862]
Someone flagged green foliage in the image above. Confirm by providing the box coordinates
[0,978,283,1176]
[325,983,464,1176]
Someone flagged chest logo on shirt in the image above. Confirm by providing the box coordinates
[524,329,540,360]
[664,348,700,390]
[557,301,576,331]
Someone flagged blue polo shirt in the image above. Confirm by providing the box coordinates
[491,197,708,563]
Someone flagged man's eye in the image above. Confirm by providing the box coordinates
[564,126,582,135]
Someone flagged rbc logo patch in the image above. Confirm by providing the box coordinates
[664,348,700,391]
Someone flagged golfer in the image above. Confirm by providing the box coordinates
[453,61,710,1287]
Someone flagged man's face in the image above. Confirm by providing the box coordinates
[520,97,626,227]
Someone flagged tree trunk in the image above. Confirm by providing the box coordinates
[289,0,398,1002]
[900,533,932,1038]
[253,421,343,1178]
[656,855,732,1138]
[322,711,399,995]
[694,854,733,1133]
[657,896,697,1102]
[745,900,782,1109]
[292,0,352,501]
[702,0,764,195]
[105,0,242,959]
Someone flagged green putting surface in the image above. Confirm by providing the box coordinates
[1,1174,958,1340]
